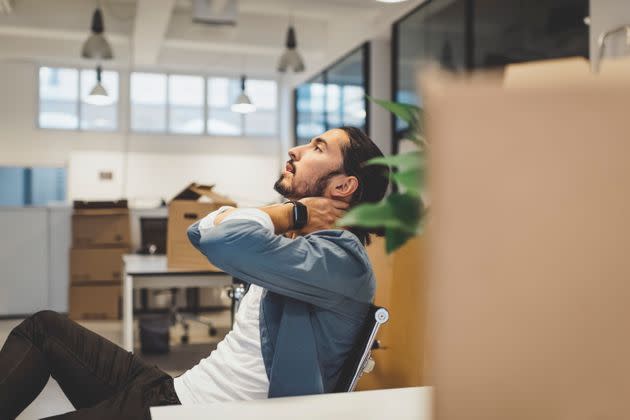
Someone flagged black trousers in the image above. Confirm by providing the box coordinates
[0,310,181,420]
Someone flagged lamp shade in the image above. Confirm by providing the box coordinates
[277,25,305,73]
[85,66,113,106]
[231,75,256,114]
[231,92,255,114]
[82,8,113,59]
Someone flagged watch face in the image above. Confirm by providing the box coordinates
[293,201,308,229]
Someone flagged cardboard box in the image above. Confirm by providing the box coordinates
[72,208,131,248]
[424,58,630,419]
[167,183,236,270]
[70,247,129,283]
[69,284,121,320]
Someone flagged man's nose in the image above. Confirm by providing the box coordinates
[288,148,298,161]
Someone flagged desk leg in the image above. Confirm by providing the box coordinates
[123,273,133,352]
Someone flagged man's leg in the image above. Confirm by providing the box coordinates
[41,375,180,420]
[0,310,161,419]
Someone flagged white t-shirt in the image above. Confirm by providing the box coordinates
[173,207,272,404]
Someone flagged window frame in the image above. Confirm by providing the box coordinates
[292,42,371,147]
[36,65,279,138]
[128,71,279,137]
[37,65,121,132]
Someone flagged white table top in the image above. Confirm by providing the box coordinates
[150,386,431,420]
[123,254,226,276]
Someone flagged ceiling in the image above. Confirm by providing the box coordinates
[0,0,422,76]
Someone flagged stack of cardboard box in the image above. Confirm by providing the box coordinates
[167,183,236,271]
[69,202,131,320]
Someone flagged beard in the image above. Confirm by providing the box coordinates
[274,167,341,199]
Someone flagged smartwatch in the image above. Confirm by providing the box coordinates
[289,200,308,230]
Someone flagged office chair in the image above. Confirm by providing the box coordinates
[333,305,389,392]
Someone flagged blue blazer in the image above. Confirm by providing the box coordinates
[187,219,375,398]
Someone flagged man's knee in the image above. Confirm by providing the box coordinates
[30,310,63,326]
[14,310,63,341]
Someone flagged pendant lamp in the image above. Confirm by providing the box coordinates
[82,7,113,60]
[277,24,305,73]
[85,66,113,106]
[231,75,256,114]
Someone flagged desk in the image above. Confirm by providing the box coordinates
[122,254,233,352]
[150,386,431,420]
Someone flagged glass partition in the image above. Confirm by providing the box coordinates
[392,0,588,151]
[294,43,370,146]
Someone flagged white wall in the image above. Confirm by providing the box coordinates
[0,60,281,207]
[68,151,280,206]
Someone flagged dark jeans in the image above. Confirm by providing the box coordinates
[0,310,181,420]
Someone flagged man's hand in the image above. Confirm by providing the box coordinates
[215,199,349,236]
[297,197,349,234]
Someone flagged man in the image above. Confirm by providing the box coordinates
[0,127,388,419]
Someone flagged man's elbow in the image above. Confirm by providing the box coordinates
[196,225,236,268]
[197,221,263,268]
[187,222,202,249]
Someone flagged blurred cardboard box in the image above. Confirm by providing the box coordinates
[72,208,131,248]
[70,201,130,319]
[424,57,630,419]
[69,284,121,320]
[167,183,236,270]
[70,247,129,283]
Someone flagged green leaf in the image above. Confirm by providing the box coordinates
[366,151,425,173]
[338,193,421,234]
[391,169,423,195]
[367,96,421,125]
[385,227,416,254]
[337,200,405,230]
[387,193,421,229]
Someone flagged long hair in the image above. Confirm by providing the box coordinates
[338,126,389,246]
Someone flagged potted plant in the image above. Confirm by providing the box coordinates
[339,97,426,253]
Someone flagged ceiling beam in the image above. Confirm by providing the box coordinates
[132,0,176,66]
[164,37,323,58]
[0,25,128,44]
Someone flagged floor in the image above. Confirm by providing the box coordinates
[0,310,231,419]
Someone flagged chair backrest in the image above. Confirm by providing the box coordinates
[333,304,389,392]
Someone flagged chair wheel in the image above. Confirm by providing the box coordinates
[181,335,189,344]
[209,327,218,336]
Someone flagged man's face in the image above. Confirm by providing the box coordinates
[274,129,350,199]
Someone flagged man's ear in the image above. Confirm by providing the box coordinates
[329,175,359,199]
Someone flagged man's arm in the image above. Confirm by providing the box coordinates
[214,203,293,235]
[214,198,348,235]
[186,200,372,311]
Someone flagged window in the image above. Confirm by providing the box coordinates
[80,69,118,131]
[244,79,278,137]
[130,73,278,136]
[207,77,242,136]
[391,0,588,151]
[0,166,66,206]
[39,67,79,130]
[39,66,119,131]
[294,44,369,146]
[296,76,326,143]
[130,72,167,132]
[169,75,204,134]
